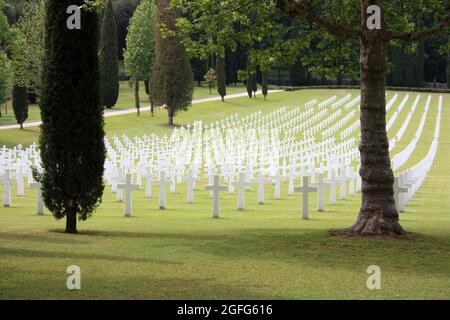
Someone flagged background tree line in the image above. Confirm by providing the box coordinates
[2,0,449,99]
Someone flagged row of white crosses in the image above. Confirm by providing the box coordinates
[98,95,362,218]
[99,99,366,219]
[103,91,440,219]
[0,93,442,221]
[388,95,422,151]
[392,95,432,171]
[386,94,411,132]
[0,143,44,214]
[393,96,442,212]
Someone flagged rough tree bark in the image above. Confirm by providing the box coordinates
[348,2,403,235]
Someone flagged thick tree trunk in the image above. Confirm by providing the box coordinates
[168,115,174,126]
[65,208,77,234]
[347,30,404,235]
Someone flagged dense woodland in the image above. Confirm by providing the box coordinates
[1,0,449,94]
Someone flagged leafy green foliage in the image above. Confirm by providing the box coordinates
[99,0,119,108]
[203,68,216,93]
[13,0,45,95]
[0,51,9,105]
[173,0,449,86]
[0,0,12,104]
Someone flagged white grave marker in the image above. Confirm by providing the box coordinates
[117,173,139,217]
[295,176,317,220]
[30,181,44,215]
[0,169,11,207]
[312,173,330,212]
[205,175,227,218]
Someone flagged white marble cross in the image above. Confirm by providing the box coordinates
[181,167,198,204]
[117,173,139,217]
[145,166,153,198]
[112,168,124,202]
[399,172,413,212]
[272,169,282,200]
[325,169,338,205]
[0,169,11,207]
[393,176,408,213]
[16,165,25,196]
[288,164,297,195]
[295,176,317,220]
[234,172,246,210]
[252,174,271,204]
[30,181,44,215]
[339,166,347,200]
[347,167,356,196]
[154,171,169,209]
[312,173,330,212]
[205,164,216,197]
[169,166,177,193]
[205,175,227,218]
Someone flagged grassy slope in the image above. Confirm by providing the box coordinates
[0,89,449,299]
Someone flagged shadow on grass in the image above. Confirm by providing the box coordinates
[34,227,450,277]
[0,247,180,265]
[0,232,90,244]
[3,224,449,279]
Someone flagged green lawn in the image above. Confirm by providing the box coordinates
[0,89,449,299]
[0,82,247,127]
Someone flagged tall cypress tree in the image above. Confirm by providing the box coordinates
[12,85,28,129]
[40,0,105,234]
[99,0,119,109]
[216,53,226,101]
[151,0,194,126]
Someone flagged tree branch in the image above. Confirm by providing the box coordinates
[275,0,360,40]
[386,6,450,42]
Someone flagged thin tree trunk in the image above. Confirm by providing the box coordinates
[347,2,404,236]
[134,75,140,116]
[447,33,450,89]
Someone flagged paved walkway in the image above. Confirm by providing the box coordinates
[0,90,284,130]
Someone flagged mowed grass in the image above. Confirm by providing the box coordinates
[0,82,247,127]
[0,89,449,299]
